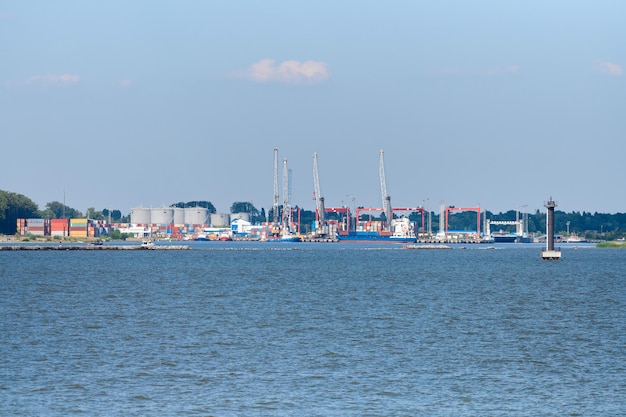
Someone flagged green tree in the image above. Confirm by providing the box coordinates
[44,201,83,219]
[86,207,104,220]
[230,201,263,223]
[111,210,123,221]
[0,190,40,234]
[260,207,266,223]
[171,201,216,213]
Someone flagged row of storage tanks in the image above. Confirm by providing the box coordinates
[17,218,105,237]
[130,207,250,227]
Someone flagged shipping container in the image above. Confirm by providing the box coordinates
[16,219,26,235]
[51,219,69,229]
[69,230,88,237]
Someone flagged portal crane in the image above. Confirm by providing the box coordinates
[273,148,279,225]
[379,149,392,231]
[312,153,325,228]
[282,158,291,233]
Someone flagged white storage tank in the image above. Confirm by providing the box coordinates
[173,207,185,225]
[130,207,151,224]
[185,207,209,225]
[211,213,230,227]
[151,208,174,225]
[230,212,250,223]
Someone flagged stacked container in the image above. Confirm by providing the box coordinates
[16,219,47,236]
[50,219,69,237]
[69,218,88,237]
[16,219,27,235]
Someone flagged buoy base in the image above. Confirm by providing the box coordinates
[541,250,562,260]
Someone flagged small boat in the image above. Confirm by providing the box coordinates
[218,232,232,241]
[565,233,587,243]
[267,234,302,242]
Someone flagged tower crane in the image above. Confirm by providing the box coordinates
[273,148,279,225]
[379,149,392,231]
[312,153,325,229]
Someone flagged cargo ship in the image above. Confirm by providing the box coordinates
[336,217,417,243]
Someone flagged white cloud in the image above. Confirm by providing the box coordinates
[594,60,623,76]
[431,65,521,77]
[246,59,330,83]
[483,65,521,76]
[10,73,81,87]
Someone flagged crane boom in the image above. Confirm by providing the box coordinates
[273,148,279,224]
[282,158,290,232]
[379,150,392,230]
[313,153,325,225]
[379,149,388,208]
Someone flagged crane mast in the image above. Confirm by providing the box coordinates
[273,148,279,225]
[379,149,392,231]
[282,158,291,233]
[312,153,325,226]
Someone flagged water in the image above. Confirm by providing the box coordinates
[2,242,625,416]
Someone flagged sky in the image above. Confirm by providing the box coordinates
[1,1,625,216]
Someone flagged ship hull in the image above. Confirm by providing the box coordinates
[492,235,517,243]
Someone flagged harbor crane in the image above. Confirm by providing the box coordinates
[379,149,392,231]
[282,158,291,233]
[312,153,325,229]
[273,148,279,225]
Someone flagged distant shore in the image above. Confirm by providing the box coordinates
[596,241,626,248]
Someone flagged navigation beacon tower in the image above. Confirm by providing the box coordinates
[541,197,561,260]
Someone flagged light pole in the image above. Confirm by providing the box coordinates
[423,198,431,237]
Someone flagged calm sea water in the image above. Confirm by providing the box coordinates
[1,242,625,416]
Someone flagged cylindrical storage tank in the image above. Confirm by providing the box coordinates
[151,208,174,225]
[210,213,230,227]
[173,207,185,225]
[230,212,250,223]
[130,207,151,224]
[184,207,209,225]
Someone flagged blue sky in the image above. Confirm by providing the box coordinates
[1,1,624,216]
